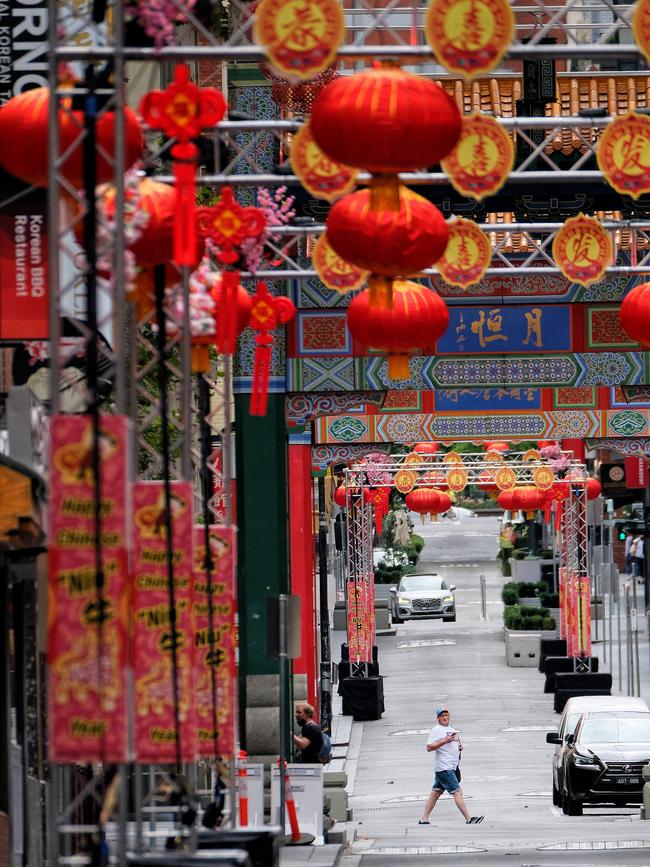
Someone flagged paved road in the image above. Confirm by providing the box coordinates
[340,516,650,866]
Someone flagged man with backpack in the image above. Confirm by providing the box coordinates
[293,703,331,764]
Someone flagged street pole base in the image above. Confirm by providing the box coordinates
[283,833,315,846]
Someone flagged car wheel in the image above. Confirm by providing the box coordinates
[442,615,456,622]
[563,787,582,816]
[393,612,403,624]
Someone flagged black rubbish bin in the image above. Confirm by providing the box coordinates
[196,827,282,867]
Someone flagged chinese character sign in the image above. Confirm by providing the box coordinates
[48,415,129,763]
[192,525,237,759]
[347,580,372,663]
[597,113,650,199]
[552,214,612,287]
[132,481,196,763]
[438,305,571,354]
[441,114,514,199]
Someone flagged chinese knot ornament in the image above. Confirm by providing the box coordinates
[249,283,296,416]
[140,65,227,266]
[346,279,449,380]
[196,187,267,355]
[368,488,390,534]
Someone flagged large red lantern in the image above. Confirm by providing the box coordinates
[514,486,546,513]
[586,477,602,500]
[484,441,510,453]
[0,87,142,188]
[333,484,371,508]
[413,442,439,456]
[406,487,440,521]
[326,186,449,277]
[310,66,462,174]
[620,282,650,348]
[347,279,449,379]
[436,492,453,513]
[497,489,518,511]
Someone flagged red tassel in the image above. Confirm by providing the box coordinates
[172,143,197,266]
[217,270,241,355]
[250,337,272,417]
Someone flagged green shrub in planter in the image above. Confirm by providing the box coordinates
[507,614,524,630]
[520,605,548,619]
[524,614,545,630]
[517,581,539,598]
[542,617,556,631]
[501,582,519,605]
[540,592,560,608]
[410,533,425,553]
[512,548,529,560]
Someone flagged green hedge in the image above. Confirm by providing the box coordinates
[504,603,555,631]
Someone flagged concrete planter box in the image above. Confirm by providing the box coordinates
[510,558,542,582]
[504,628,557,657]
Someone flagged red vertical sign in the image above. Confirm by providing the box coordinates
[192,525,237,758]
[0,205,48,339]
[131,481,196,763]
[347,580,372,663]
[48,415,129,762]
[624,457,649,489]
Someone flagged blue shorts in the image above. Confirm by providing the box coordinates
[432,769,460,794]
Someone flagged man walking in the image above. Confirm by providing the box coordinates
[419,706,483,825]
[293,703,323,763]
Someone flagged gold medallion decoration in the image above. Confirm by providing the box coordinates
[436,217,492,288]
[403,452,424,466]
[312,234,368,293]
[443,451,463,463]
[394,469,418,493]
[441,114,514,200]
[523,448,541,462]
[291,121,359,202]
[597,113,650,200]
[533,465,555,491]
[484,449,503,462]
[425,0,514,78]
[253,0,345,81]
[494,466,516,491]
[633,0,650,66]
[552,214,612,287]
[446,467,468,492]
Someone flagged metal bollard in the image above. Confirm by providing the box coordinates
[479,574,487,621]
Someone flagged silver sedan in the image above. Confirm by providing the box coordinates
[390,573,456,624]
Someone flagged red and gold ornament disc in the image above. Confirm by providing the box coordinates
[291,121,358,202]
[312,233,368,293]
[552,214,612,287]
[446,467,468,492]
[633,0,650,66]
[441,114,514,199]
[533,465,555,491]
[425,0,514,78]
[597,113,650,199]
[436,217,492,288]
[394,469,418,493]
[494,466,516,490]
[253,0,345,81]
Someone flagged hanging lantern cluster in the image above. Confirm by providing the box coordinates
[497,486,546,514]
[406,488,452,522]
[307,64,461,379]
[412,442,440,458]
[619,282,650,348]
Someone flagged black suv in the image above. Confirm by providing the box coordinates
[553,711,650,815]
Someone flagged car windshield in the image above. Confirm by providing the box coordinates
[400,575,447,592]
[579,714,650,744]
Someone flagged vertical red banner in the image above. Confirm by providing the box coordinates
[347,580,372,663]
[192,525,237,758]
[578,577,592,658]
[368,576,376,648]
[48,415,129,762]
[131,481,196,763]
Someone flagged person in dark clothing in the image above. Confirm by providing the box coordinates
[293,703,323,763]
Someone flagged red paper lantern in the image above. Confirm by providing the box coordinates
[334,485,348,508]
[347,279,449,379]
[310,66,462,174]
[537,440,556,449]
[513,486,546,512]
[413,442,439,455]
[421,470,449,491]
[210,275,253,334]
[0,87,142,188]
[620,282,650,348]
[497,489,518,511]
[436,492,453,513]
[326,186,449,276]
[406,487,440,514]
[586,477,602,500]
[484,441,510,453]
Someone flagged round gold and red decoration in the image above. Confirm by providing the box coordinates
[425,0,514,78]
[533,466,555,491]
[394,469,419,493]
[446,467,468,492]
[436,217,492,288]
[441,114,514,200]
[290,120,358,203]
[494,467,516,491]
[597,113,650,200]
[633,0,650,66]
[552,214,612,287]
[312,234,368,293]
[253,0,345,81]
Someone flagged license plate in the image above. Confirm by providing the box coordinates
[615,777,640,785]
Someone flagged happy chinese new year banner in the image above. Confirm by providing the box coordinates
[48,414,129,763]
[192,525,237,758]
[347,580,373,663]
[131,480,196,763]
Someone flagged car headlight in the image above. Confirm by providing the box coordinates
[443,595,454,603]
[573,750,600,768]
[398,597,410,605]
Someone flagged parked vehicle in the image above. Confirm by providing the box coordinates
[552,710,650,815]
[546,695,649,808]
[389,573,456,623]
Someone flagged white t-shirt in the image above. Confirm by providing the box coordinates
[427,723,460,771]
[636,538,645,560]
